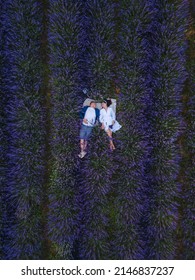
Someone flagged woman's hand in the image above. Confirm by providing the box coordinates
[101,124,105,130]
[83,118,88,124]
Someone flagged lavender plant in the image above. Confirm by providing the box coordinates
[0,0,8,259]
[3,0,46,259]
[47,0,82,259]
[180,3,195,259]
[144,0,188,259]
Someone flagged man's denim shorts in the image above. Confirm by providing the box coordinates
[79,124,93,140]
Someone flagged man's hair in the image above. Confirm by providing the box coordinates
[90,101,95,105]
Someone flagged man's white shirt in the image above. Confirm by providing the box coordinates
[83,107,96,127]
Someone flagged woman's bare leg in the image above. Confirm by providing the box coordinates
[107,129,115,150]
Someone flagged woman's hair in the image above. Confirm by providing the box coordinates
[103,99,112,107]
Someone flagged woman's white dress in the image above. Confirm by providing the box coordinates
[100,107,122,132]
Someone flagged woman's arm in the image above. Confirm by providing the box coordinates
[99,109,104,123]
[99,109,105,129]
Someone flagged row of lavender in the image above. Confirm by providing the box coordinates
[0,0,7,258]
[0,0,193,259]
[1,0,46,258]
[181,2,195,259]
[143,0,189,259]
[108,0,151,259]
[47,0,81,259]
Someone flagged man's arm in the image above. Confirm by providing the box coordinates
[79,106,89,124]
[95,108,100,122]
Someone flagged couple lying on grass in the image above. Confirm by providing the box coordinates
[78,99,122,158]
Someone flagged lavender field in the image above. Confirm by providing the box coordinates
[0,0,194,259]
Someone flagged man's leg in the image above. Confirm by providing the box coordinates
[79,126,92,158]
[83,126,92,151]
[79,139,87,158]
[79,124,87,154]
[79,139,88,153]
[80,139,85,153]
[84,140,88,151]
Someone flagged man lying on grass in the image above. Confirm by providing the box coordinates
[78,101,100,158]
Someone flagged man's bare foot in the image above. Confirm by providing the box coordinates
[78,151,87,158]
